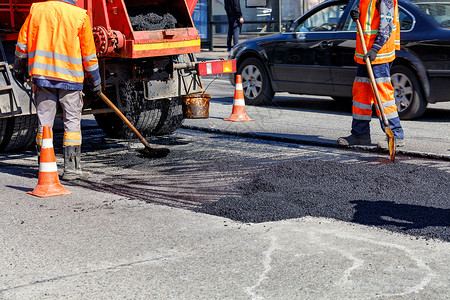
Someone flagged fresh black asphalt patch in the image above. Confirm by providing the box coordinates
[70,127,450,243]
[196,160,450,242]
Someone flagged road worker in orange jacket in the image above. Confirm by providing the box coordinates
[337,0,405,148]
[14,0,101,180]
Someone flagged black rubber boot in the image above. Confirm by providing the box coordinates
[337,135,371,146]
[62,145,91,180]
[377,137,405,149]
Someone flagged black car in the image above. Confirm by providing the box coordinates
[230,0,450,119]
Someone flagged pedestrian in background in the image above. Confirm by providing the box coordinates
[225,0,244,51]
[14,0,102,180]
[337,0,405,148]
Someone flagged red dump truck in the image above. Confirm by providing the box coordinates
[0,0,235,152]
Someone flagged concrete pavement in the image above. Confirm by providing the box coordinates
[0,164,449,299]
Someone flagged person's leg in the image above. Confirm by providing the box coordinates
[59,89,83,143]
[232,18,241,47]
[338,64,372,146]
[59,89,89,180]
[227,16,234,51]
[34,86,58,160]
[372,63,404,140]
[351,64,375,139]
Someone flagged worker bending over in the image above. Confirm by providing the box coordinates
[14,0,102,180]
[338,0,405,148]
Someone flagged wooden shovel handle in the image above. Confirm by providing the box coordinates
[98,92,152,149]
[355,19,390,127]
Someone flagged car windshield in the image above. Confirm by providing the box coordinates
[411,0,450,28]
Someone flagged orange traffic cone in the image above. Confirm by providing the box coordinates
[224,74,254,122]
[28,125,71,198]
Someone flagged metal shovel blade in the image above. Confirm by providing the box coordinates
[138,146,170,158]
[385,127,396,162]
[99,92,170,159]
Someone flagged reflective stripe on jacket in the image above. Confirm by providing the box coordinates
[355,0,400,65]
[15,0,100,90]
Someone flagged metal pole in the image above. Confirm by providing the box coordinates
[279,0,282,32]
[208,0,214,50]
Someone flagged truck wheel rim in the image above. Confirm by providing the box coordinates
[391,73,413,113]
[241,65,262,100]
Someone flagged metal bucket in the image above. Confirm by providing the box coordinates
[181,94,210,119]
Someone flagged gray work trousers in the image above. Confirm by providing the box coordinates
[35,86,83,134]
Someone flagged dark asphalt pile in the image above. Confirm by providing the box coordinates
[197,160,450,241]
[128,7,177,31]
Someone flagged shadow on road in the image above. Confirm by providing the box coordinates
[351,200,450,230]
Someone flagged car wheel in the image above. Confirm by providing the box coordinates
[391,65,427,120]
[237,57,274,105]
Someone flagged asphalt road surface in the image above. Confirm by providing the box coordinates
[1,60,449,299]
[1,120,449,299]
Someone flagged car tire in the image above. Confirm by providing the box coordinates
[237,57,274,105]
[391,65,427,120]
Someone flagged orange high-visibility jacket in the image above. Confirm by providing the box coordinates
[355,0,400,65]
[15,0,100,90]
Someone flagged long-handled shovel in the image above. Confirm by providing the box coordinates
[356,19,396,162]
[98,92,170,158]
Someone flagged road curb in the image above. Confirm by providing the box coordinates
[181,124,450,162]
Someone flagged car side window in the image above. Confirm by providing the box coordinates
[342,1,359,31]
[399,9,414,30]
[294,3,347,32]
[413,2,450,28]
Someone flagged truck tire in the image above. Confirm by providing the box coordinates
[0,115,37,153]
[152,96,184,136]
[391,65,427,120]
[0,118,7,147]
[94,82,183,139]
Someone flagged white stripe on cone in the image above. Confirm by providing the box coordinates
[233,98,246,106]
[235,83,243,90]
[41,138,53,149]
[39,162,58,173]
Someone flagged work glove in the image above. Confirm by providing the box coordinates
[92,84,102,96]
[363,48,378,63]
[350,7,360,22]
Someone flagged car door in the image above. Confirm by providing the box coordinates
[330,0,359,96]
[272,1,348,95]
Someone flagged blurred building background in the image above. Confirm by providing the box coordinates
[192,0,324,49]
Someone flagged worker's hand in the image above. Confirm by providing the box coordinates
[363,48,378,63]
[239,17,244,24]
[350,7,360,22]
[92,84,102,96]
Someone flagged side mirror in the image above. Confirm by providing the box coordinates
[282,20,294,32]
